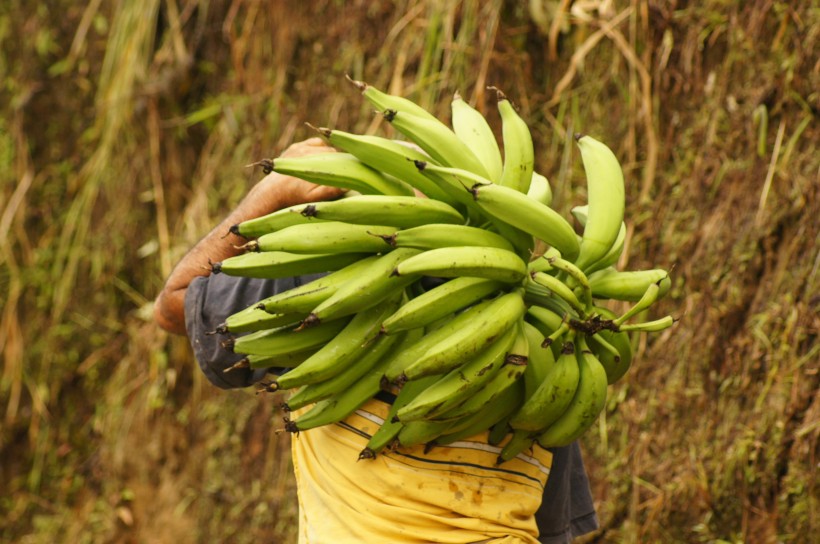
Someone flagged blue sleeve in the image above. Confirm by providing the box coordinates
[183,273,323,389]
[536,442,599,543]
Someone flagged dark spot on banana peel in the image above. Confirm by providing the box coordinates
[504,355,528,366]
[383,109,397,122]
[300,204,318,217]
[296,314,320,330]
[561,341,575,354]
[412,159,427,171]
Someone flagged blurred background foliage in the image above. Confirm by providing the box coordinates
[0,0,817,542]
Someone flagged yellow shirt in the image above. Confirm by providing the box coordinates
[291,397,553,543]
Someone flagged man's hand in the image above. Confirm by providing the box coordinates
[153,137,345,336]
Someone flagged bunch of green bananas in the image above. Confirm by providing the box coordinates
[213,78,675,464]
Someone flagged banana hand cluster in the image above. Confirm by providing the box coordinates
[213,78,676,464]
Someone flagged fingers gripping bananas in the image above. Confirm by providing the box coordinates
[210,81,676,462]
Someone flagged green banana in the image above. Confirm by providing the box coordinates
[255,255,381,314]
[450,91,503,181]
[614,278,665,326]
[247,221,396,254]
[495,88,534,193]
[527,171,553,206]
[229,205,328,238]
[393,246,528,284]
[303,248,422,326]
[347,76,440,123]
[380,276,503,335]
[216,307,306,334]
[383,109,491,179]
[530,271,586,316]
[283,328,403,411]
[469,181,580,260]
[229,316,351,358]
[294,194,465,228]
[618,315,676,332]
[508,335,581,432]
[273,294,401,390]
[396,417,455,448]
[522,321,556,400]
[381,299,497,383]
[573,135,626,272]
[587,267,671,301]
[375,223,515,252]
[284,349,394,433]
[233,348,320,371]
[570,205,627,275]
[587,330,632,385]
[267,152,415,196]
[318,127,457,204]
[212,251,369,280]
[497,429,537,464]
[393,323,518,422]
[545,255,593,311]
[535,336,609,448]
[395,290,527,383]
[431,371,526,446]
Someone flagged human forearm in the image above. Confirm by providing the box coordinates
[153,137,344,335]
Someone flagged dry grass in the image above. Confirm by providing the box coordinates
[1,1,817,543]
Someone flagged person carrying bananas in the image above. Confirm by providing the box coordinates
[154,137,599,543]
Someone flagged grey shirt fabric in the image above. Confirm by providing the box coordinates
[184,273,599,543]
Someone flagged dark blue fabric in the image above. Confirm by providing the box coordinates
[184,273,598,541]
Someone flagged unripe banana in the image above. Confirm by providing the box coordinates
[586,330,631,385]
[497,429,537,464]
[212,251,369,280]
[573,134,626,272]
[393,323,518,423]
[380,276,503,335]
[469,181,580,261]
[393,246,528,284]
[304,248,422,326]
[267,152,415,196]
[317,127,457,204]
[229,316,351,357]
[283,327,402,411]
[451,91,503,181]
[384,109,491,179]
[217,307,307,334]
[390,291,527,383]
[284,349,394,433]
[530,271,586,316]
[376,223,515,252]
[527,171,553,206]
[508,336,581,432]
[587,267,671,301]
[521,321,556,400]
[617,315,676,332]
[248,221,396,254]
[495,88,534,193]
[614,278,665,326]
[255,255,381,314]
[273,294,401,390]
[230,204,329,238]
[347,76,440,123]
[294,195,465,228]
[535,336,609,448]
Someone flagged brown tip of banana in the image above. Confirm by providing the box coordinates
[487,86,506,102]
[345,74,367,92]
[223,358,250,373]
[423,442,437,454]
[573,132,584,142]
[412,159,427,171]
[358,448,376,461]
[210,260,222,274]
[220,337,235,352]
[283,418,300,434]
[296,314,320,331]
[453,90,462,101]
[561,341,575,354]
[383,109,397,122]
